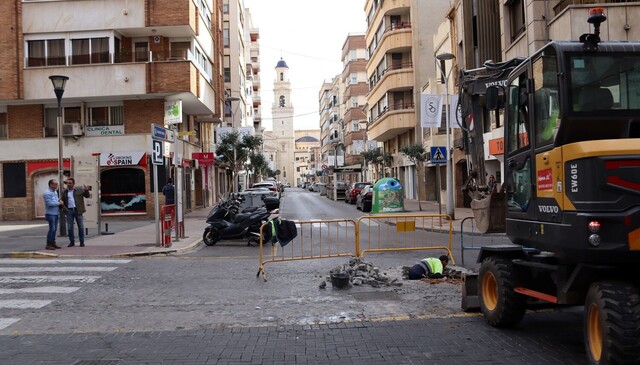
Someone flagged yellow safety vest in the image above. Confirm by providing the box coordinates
[421,257,443,275]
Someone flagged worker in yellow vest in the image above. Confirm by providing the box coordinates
[408,255,449,280]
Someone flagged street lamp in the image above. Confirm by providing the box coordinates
[49,75,69,236]
[435,52,455,220]
[225,96,240,192]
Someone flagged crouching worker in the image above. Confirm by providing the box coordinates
[408,255,449,280]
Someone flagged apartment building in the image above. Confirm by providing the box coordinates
[338,34,368,184]
[0,0,225,223]
[364,0,450,199]
[319,76,345,176]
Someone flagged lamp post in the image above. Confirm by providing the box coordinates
[225,96,240,192]
[435,52,455,220]
[49,75,69,236]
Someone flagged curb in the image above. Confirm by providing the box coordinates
[0,252,59,259]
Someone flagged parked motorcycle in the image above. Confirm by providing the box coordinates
[202,194,278,246]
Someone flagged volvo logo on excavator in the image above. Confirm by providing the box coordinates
[538,205,559,214]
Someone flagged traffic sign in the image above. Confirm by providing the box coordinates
[430,146,447,164]
[321,164,328,170]
[151,123,175,143]
[151,140,163,165]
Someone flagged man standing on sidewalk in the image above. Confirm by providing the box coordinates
[43,179,63,250]
[62,177,91,247]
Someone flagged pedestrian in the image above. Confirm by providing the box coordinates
[407,255,449,280]
[162,178,175,205]
[43,179,63,250]
[488,175,496,192]
[62,178,91,247]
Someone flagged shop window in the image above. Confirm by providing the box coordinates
[100,168,146,215]
[2,162,26,198]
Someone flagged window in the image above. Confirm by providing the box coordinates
[44,107,82,137]
[349,50,357,61]
[223,3,229,14]
[134,41,148,62]
[352,122,360,132]
[507,0,525,41]
[101,168,146,215]
[280,72,284,81]
[507,74,530,153]
[224,56,231,82]
[71,37,109,65]
[87,105,124,127]
[350,73,358,84]
[170,42,190,60]
[223,22,230,48]
[533,52,560,147]
[350,97,359,108]
[0,113,7,139]
[27,39,65,67]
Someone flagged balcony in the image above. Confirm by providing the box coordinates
[24,61,214,115]
[368,65,413,106]
[366,0,411,44]
[367,102,415,142]
[369,26,412,69]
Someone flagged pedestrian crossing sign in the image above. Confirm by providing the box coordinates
[430,146,447,164]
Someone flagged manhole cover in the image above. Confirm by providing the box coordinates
[351,291,401,301]
[73,360,121,365]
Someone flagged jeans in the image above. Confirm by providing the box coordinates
[66,209,85,244]
[45,214,58,243]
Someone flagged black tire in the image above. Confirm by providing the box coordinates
[478,257,526,327]
[584,281,640,365]
[202,228,220,246]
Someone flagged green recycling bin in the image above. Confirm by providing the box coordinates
[371,178,404,213]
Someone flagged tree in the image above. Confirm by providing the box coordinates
[247,152,268,183]
[215,131,263,191]
[362,148,382,181]
[400,144,427,210]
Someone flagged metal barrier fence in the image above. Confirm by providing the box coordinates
[257,219,358,281]
[258,214,454,280]
[459,217,511,265]
[357,214,453,263]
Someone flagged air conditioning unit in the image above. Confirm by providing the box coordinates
[62,123,83,137]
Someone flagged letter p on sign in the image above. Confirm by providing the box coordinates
[152,140,163,165]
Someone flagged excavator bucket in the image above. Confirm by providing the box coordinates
[470,191,506,233]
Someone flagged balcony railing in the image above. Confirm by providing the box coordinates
[554,0,635,15]
[369,62,413,89]
[26,49,192,68]
[371,102,415,124]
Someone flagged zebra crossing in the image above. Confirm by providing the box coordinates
[0,258,131,330]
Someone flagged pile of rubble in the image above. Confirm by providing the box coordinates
[320,258,403,289]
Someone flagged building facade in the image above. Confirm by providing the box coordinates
[0,0,226,223]
[294,130,321,187]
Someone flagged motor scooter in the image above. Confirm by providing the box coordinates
[202,199,277,246]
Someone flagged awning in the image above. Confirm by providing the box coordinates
[334,164,362,172]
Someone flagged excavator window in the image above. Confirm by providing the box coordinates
[507,75,530,154]
[533,54,560,147]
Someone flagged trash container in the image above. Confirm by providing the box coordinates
[371,178,404,213]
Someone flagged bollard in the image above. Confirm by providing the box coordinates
[101,222,115,235]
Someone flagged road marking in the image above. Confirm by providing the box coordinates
[0,300,52,309]
[0,318,20,330]
[0,259,131,265]
[0,276,100,284]
[0,267,117,273]
[0,286,80,294]
[360,220,379,226]
[0,224,47,233]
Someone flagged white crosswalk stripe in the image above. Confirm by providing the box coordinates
[0,258,130,332]
[0,267,117,273]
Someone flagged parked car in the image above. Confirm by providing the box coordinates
[345,182,371,204]
[252,181,278,193]
[356,186,373,212]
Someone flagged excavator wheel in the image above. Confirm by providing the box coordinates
[584,281,640,365]
[478,257,526,327]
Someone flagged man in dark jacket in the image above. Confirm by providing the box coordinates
[62,178,91,247]
[163,178,175,205]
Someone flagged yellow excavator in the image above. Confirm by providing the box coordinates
[460,8,640,365]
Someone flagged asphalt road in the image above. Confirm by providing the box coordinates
[0,189,589,364]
